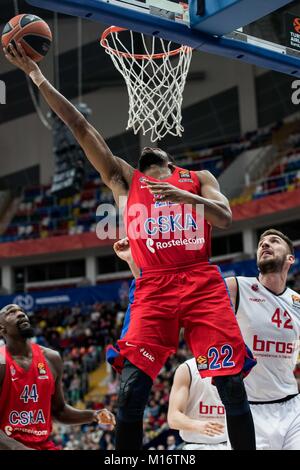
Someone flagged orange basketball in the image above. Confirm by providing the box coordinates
[1,14,52,62]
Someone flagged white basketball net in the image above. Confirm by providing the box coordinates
[101,27,193,142]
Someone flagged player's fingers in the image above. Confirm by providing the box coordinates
[102,412,111,422]
[204,429,216,436]
[100,409,114,421]
[4,46,14,59]
[108,411,116,426]
[145,180,162,186]
[207,421,224,428]
[97,410,108,422]
[157,192,174,201]
[113,241,126,252]
[103,411,116,426]
[149,190,163,196]
[149,188,170,196]
[16,42,26,59]
[207,422,223,429]
[210,427,224,433]
[146,183,169,191]
[113,241,120,252]
[8,44,18,58]
[146,179,169,186]
[215,425,224,430]
[118,238,129,247]
[3,48,14,62]
[146,183,167,190]
[206,425,223,434]
[146,184,160,190]
[155,196,168,202]
[206,427,222,436]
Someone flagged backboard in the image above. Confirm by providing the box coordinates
[25,0,300,76]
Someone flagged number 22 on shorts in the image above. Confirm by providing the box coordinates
[208,344,235,370]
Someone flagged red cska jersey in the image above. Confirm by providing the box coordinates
[124,167,212,269]
[0,343,57,450]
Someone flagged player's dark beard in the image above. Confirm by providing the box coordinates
[138,151,167,173]
[258,255,286,274]
[18,325,35,339]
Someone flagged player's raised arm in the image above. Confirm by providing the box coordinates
[196,171,232,229]
[3,44,134,191]
[145,170,232,229]
[45,349,115,427]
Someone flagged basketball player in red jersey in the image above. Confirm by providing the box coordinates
[0,304,115,450]
[4,44,256,450]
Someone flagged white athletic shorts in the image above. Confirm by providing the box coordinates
[250,394,300,450]
[182,442,228,450]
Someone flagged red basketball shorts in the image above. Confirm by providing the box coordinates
[117,261,256,380]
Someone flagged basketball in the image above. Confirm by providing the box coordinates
[1,14,52,62]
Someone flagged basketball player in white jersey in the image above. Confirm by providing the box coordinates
[113,229,300,450]
[226,229,300,450]
[168,358,227,450]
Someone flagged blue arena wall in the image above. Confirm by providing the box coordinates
[0,249,298,311]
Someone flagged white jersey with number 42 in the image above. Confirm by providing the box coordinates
[236,277,300,402]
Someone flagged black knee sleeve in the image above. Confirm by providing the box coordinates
[214,374,250,416]
[117,360,153,422]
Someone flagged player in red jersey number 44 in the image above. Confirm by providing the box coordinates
[0,304,115,450]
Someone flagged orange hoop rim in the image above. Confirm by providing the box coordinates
[100,26,192,60]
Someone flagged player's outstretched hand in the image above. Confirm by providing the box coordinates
[94,409,116,428]
[3,42,39,75]
[113,237,133,264]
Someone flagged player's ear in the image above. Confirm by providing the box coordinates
[287,254,295,266]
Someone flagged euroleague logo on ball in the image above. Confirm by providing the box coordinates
[293,18,300,34]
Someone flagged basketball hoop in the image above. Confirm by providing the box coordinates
[100,27,193,142]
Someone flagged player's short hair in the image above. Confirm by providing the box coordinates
[0,304,24,323]
[259,229,294,255]
[166,152,175,164]
[0,310,5,330]
[0,307,7,322]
